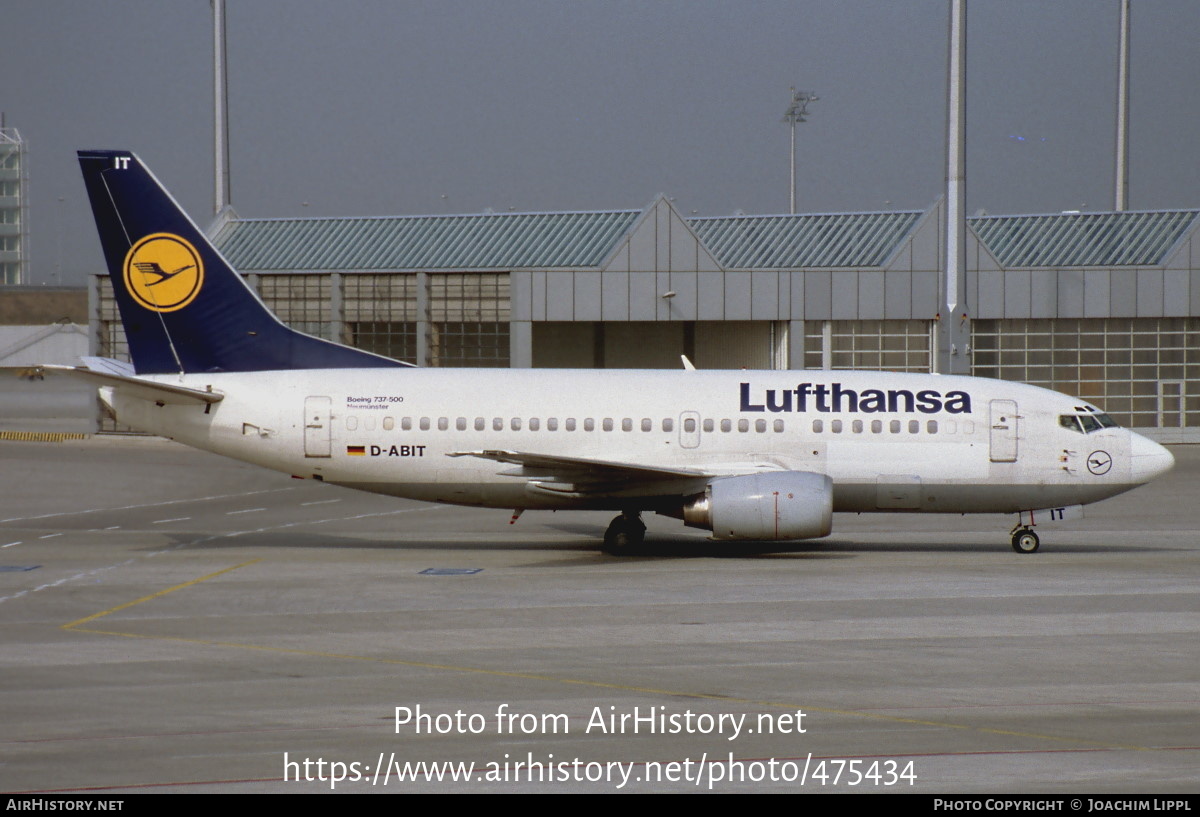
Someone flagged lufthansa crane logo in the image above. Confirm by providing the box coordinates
[1087,450,1113,476]
[122,233,204,313]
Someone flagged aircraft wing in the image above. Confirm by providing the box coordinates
[446,449,796,499]
[448,449,709,481]
[446,449,717,498]
[37,364,224,405]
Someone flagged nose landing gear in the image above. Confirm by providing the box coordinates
[1010,526,1040,554]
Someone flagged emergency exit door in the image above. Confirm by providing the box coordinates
[304,396,332,458]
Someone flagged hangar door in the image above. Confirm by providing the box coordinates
[532,321,775,369]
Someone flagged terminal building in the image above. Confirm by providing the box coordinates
[91,196,1200,440]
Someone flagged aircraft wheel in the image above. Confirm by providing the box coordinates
[602,514,646,556]
[1011,529,1040,554]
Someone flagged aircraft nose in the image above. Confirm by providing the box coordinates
[1129,433,1174,484]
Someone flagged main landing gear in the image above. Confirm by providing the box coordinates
[602,511,646,555]
[1009,525,1040,554]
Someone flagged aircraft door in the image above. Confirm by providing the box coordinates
[304,396,332,458]
[679,411,701,449]
[989,399,1018,463]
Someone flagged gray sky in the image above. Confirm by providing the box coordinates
[5,0,1200,285]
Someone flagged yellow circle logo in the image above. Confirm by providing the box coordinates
[122,233,204,313]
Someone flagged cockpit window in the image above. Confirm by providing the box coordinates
[1060,413,1121,434]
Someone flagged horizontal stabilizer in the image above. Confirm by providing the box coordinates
[39,364,224,405]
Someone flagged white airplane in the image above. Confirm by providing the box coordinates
[49,150,1175,555]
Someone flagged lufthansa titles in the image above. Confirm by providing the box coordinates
[740,382,972,415]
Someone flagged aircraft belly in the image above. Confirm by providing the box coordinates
[327,481,685,511]
[834,481,1143,513]
[825,441,989,483]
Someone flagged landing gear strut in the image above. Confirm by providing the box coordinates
[602,511,646,555]
[1010,526,1040,554]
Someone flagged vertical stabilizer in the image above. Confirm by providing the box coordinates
[78,150,406,374]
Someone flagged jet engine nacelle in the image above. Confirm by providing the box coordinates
[682,471,833,541]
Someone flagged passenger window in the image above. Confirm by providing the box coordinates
[773,419,784,433]
[383,416,394,431]
[420,417,430,431]
[493,417,503,431]
[908,420,919,434]
[346,416,359,431]
[437,417,448,431]
[737,419,749,432]
[755,419,766,433]
[529,418,540,431]
[511,417,522,431]
[566,418,577,431]
[871,420,882,434]
[456,417,466,431]
[584,418,595,432]
[702,419,714,433]
[945,420,957,434]
[641,418,652,432]
[684,418,696,433]
[927,420,938,434]
[720,419,732,433]
[402,417,412,431]
[475,417,485,431]
[662,418,673,432]
[852,419,862,433]
[365,416,376,431]
[890,420,900,433]
[621,418,632,432]
[602,418,613,432]
[831,419,842,433]
[547,418,558,431]
[812,419,823,433]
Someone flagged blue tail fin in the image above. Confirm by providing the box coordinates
[78,150,406,374]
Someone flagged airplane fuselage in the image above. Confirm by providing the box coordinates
[105,367,1167,516]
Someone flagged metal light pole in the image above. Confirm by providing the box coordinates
[937,0,970,375]
[213,0,230,216]
[1115,0,1130,211]
[782,88,818,214]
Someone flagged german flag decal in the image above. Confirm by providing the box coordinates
[347,445,366,456]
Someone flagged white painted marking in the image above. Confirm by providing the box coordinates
[0,487,297,524]
[104,526,121,530]
[226,508,266,515]
[2,542,21,548]
[152,517,191,525]
[300,499,342,506]
[38,533,63,539]
[0,506,446,606]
